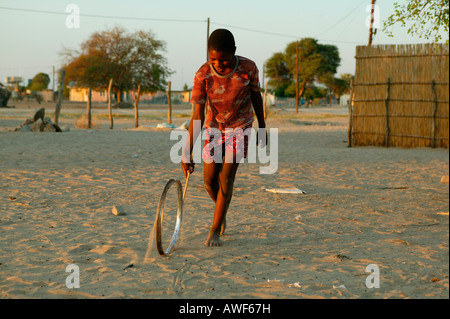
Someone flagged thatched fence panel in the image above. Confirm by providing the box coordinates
[349,44,449,148]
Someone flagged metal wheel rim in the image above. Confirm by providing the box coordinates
[155,179,183,256]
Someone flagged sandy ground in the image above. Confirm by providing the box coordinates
[0,101,448,299]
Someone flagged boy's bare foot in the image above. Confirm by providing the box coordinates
[204,230,222,247]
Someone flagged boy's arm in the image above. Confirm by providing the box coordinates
[182,103,205,177]
[251,90,267,147]
[251,90,265,129]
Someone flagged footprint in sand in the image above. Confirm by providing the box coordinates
[90,245,140,263]
[68,244,94,254]
[90,245,122,254]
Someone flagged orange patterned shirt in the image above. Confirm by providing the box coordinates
[191,56,260,132]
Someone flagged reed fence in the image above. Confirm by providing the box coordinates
[349,44,449,148]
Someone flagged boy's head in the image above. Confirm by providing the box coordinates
[208,29,236,54]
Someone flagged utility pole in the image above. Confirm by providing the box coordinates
[262,64,265,91]
[108,79,113,129]
[206,17,210,61]
[295,40,299,113]
[368,0,376,46]
[54,69,65,125]
[87,87,92,129]
[52,65,55,102]
[167,81,172,124]
[205,17,211,117]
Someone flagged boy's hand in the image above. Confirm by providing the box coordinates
[182,154,195,178]
[182,162,195,178]
[256,127,267,148]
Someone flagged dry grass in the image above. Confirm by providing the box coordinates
[75,115,101,129]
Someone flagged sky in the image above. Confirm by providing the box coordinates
[0,0,448,91]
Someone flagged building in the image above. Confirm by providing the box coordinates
[340,94,351,106]
[41,89,54,102]
[68,86,108,102]
[171,90,191,103]
[68,82,191,104]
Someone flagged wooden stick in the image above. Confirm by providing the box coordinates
[167,81,172,124]
[352,131,449,140]
[356,53,449,59]
[348,79,354,148]
[296,40,299,113]
[87,87,92,129]
[368,0,376,46]
[53,69,65,125]
[353,81,449,86]
[431,80,438,148]
[108,79,113,129]
[134,84,141,128]
[352,98,449,103]
[352,114,448,119]
[263,82,268,120]
[385,78,390,147]
[183,172,190,202]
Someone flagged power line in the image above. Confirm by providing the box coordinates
[0,6,205,23]
[314,0,367,38]
[212,21,363,45]
[0,65,53,70]
[0,5,364,45]
[211,21,301,39]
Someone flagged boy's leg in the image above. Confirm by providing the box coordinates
[203,161,222,202]
[204,156,240,247]
[204,161,228,236]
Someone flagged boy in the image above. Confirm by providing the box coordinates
[182,29,266,247]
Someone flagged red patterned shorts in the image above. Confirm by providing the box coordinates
[203,126,251,162]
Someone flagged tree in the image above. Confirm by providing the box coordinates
[320,74,351,106]
[265,52,292,97]
[340,73,354,89]
[29,73,50,91]
[303,85,327,106]
[265,38,341,99]
[57,70,70,98]
[332,78,350,99]
[61,26,172,101]
[383,0,449,43]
